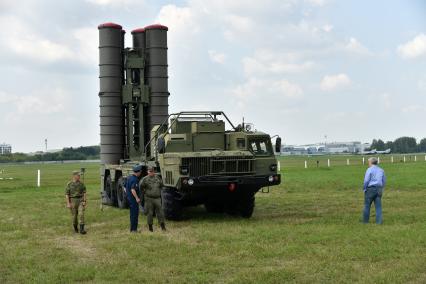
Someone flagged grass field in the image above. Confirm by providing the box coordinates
[1,156,426,283]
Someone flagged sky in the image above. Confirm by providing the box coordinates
[0,0,425,152]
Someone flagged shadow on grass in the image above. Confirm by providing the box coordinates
[178,205,324,224]
[180,206,243,223]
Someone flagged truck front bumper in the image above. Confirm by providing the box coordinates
[180,174,281,190]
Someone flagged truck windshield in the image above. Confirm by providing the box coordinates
[248,138,273,156]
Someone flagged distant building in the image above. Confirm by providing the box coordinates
[0,143,12,155]
[325,142,371,153]
[281,141,371,155]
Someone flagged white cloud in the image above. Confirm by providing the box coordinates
[2,88,70,118]
[223,14,255,40]
[156,4,199,45]
[233,77,303,99]
[305,0,327,7]
[0,16,98,66]
[320,73,351,91]
[243,49,315,76]
[401,105,426,113]
[271,79,304,98]
[345,37,371,55]
[72,27,98,66]
[379,93,391,109]
[418,77,426,91]
[85,0,139,6]
[0,16,74,63]
[0,91,18,104]
[397,34,426,59]
[323,111,364,122]
[322,24,333,32]
[225,14,254,33]
[208,50,226,64]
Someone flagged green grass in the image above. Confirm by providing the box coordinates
[0,159,426,283]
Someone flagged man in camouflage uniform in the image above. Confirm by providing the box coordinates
[139,166,166,232]
[65,171,87,234]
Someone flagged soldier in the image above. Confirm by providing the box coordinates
[140,166,166,232]
[65,171,87,234]
[126,165,142,232]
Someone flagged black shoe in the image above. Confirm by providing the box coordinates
[160,223,166,231]
[148,224,153,232]
[73,224,78,233]
[80,224,87,235]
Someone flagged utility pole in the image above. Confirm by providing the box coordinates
[45,139,47,152]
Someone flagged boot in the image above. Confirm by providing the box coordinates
[80,224,87,235]
[73,224,78,233]
[160,223,166,231]
[148,224,153,232]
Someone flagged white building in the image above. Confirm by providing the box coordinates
[325,142,370,153]
[281,141,371,155]
[0,143,12,155]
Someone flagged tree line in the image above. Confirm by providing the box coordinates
[0,146,100,163]
[370,137,426,153]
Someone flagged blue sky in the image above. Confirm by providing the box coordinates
[0,0,425,152]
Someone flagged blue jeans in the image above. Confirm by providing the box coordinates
[128,198,139,232]
[363,187,383,224]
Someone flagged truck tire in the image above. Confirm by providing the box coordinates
[116,177,128,209]
[110,176,118,207]
[162,188,183,220]
[237,193,255,218]
[204,201,224,213]
[104,174,116,206]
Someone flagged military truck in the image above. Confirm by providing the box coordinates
[98,23,281,219]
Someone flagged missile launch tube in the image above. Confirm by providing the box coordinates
[98,22,125,164]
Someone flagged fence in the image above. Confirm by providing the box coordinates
[278,154,426,168]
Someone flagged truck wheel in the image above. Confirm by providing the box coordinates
[204,201,224,213]
[162,188,183,220]
[238,193,255,218]
[104,174,116,206]
[110,176,118,207]
[116,177,128,209]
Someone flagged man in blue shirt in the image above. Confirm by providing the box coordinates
[362,157,386,224]
[126,165,142,232]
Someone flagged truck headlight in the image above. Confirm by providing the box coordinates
[268,176,274,182]
[270,164,277,171]
[188,178,194,186]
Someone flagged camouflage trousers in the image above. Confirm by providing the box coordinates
[70,197,85,226]
[145,196,165,225]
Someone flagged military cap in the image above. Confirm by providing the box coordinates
[147,165,154,171]
[133,164,142,172]
[72,170,81,176]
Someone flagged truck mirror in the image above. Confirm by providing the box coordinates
[157,137,165,154]
[275,137,281,153]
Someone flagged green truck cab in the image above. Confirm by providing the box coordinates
[154,111,281,219]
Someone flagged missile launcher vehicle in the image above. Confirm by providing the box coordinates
[98,22,281,219]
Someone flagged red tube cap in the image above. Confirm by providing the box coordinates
[144,24,168,31]
[131,28,145,34]
[98,22,122,30]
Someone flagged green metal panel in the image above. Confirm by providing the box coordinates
[192,133,224,151]
[191,121,225,133]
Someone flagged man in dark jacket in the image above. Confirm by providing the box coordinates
[126,165,142,232]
